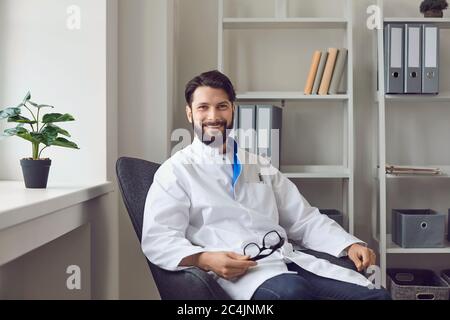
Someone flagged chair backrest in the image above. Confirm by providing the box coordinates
[116,157,231,300]
[116,157,160,242]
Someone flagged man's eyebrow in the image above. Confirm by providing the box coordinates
[196,101,230,106]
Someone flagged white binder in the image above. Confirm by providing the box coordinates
[256,105,282,169]
[404,24,422,93]
[385,24,405,93]
[422,24,439,94]
[237,105,256,154]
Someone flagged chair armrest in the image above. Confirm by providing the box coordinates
[149,263,231,300]
[299,249,361,273]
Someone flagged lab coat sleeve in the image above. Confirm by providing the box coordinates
[141,161,206,271]
[270,168,365,257]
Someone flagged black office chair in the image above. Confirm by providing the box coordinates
[116,157,359,300]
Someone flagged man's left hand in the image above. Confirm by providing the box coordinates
[346,244,376,272]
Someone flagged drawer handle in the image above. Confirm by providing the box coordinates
[416,293,435,300]
[420,222,428,229]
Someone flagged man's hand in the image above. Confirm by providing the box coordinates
[346,244,376,272]
[185,252,257,280]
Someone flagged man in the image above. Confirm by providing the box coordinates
[142,70,391,300]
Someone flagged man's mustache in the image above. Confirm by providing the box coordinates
[202,120,227,127]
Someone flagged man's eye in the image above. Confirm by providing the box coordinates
[197,106,207,110]
[218,105,229,110]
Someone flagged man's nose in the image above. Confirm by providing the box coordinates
[206,107,219,120]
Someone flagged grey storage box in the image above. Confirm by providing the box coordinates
[320,209,344,228]
[392,209,446,248]
[387,268,450,300]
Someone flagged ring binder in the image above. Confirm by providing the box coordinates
[385,24,405,94]
[405,24,422,94]
[422,24,439,94]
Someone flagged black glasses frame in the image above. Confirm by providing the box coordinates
[243,230,285,261]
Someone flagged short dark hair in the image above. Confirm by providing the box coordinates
[185,70,236,107]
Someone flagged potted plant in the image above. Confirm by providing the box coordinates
[0,92,79,189]
[420,0,448,17]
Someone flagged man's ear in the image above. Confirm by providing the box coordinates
[186,105,193,124]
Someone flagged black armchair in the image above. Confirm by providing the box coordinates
[116,157,359,300]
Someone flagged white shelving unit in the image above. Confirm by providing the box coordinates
[374,0,450,286]
[218,0,355,233]
[237,92,349,101]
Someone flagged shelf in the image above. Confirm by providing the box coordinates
[385,92,450,102]
[223,18,348,30]
[236,92,349,101]
[0,181,114,231]
[281,165,350,179]
[384,17,450,29]
[384,166,450,179]
[375,91,450,102]
[386,234,450,254]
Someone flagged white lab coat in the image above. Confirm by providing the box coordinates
[142,137,373,300]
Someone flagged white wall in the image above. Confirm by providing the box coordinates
[117,0,175,299]
[0,0,119,299]
[0,0,108,184]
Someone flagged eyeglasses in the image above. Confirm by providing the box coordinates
[243,230,285,261]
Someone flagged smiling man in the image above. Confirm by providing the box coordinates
[141,70,391,300]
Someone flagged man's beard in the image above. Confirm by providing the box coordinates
[193,113,234,148]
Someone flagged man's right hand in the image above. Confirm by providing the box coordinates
[183,252,257,280]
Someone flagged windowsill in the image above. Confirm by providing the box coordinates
[0,181,114,231]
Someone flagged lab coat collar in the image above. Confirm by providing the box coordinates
[191,135,238,164]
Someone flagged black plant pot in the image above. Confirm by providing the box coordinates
[20,158,52,189]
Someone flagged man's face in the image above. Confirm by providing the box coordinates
[186,86,235,146]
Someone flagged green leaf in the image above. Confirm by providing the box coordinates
[22,91,31,104]
[49,137,79,149]
[3,125,26,136]
[33,131,61,146]
[0,107,21,120]
[13,127,41,144]
[42,123,71,137]
[42,113,75,123]
[7,115,37,124]
[28,100,39,107]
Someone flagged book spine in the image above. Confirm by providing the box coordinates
[312,51,328,95]
[318,48,339,95]
[329,48,348,94]
[304,51,322,95]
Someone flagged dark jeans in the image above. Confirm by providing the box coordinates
[252,263,392,300]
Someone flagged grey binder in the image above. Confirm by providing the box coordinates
[256,105,282,169]
[404,24,422,93]
[232,105,239,140]
[422,24,439,94]
[385,24,405,94]
[237,105,257,154]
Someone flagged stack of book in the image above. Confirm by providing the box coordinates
[304,48,348,95]
[385,165,442,176]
